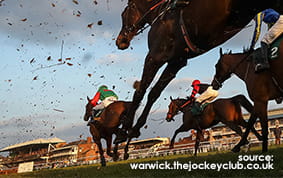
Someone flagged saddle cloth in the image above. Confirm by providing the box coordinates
[269,34,283,59]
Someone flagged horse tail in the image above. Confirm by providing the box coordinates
[231,94,253,114]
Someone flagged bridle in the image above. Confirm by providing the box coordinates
[167,98,192,121]
[213,51,252,89]
[123,0,170,36]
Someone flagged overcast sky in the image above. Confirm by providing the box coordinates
[0,0,280,153]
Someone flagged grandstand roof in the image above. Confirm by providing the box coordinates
[0,137,65,152]
[212,110,283,129]
[129,137,169,145]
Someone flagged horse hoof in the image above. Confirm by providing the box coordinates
[231,146,241,153]
[124,153,129,160]
[243,139,249,145]
[129,129,140,138]
[101,162,106,167]
[113,155,119,162]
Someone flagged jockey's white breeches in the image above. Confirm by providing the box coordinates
[195,86,219,104]
[93,96,118,110]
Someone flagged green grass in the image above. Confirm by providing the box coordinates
[2,145,283,178]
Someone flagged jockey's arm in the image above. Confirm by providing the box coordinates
[91,92,101,106]
[189,85,200,99]
[250,12,263,49]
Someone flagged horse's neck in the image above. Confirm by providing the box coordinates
[134,0,163,24]
[176,98,189,108]
[230,53,252,81]
[181,0,280,49]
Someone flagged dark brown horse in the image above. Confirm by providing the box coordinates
[83,97,132,166]
[115,0,283,140]
[211,46,283,152]
[165,95,262,155]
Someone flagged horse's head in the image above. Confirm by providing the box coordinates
[84,96,93,121]
[211,48,233,90]
[116,0,146,50]
[116,0,163,50]
[166,97,182,122]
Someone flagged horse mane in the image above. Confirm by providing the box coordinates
[223,46,252,55]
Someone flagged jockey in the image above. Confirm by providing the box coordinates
[250,8,283,72]
[189,80,210,101]
[91,85,118,117]
[189,80,219,115]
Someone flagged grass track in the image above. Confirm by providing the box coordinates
[2,145,283,178]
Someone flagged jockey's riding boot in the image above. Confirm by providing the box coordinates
[194,102,202,114]
[255,42,270,73]
[93,109,102,118]
[114,128,128,144]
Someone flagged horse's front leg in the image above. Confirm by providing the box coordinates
[255,101,268,152]
[125,52,165,130]
[130,59,187,138]
[170,119,191,149]
[232,113,257,153]
[90,126,106,166]
[95,139,106,166]
[194,130,204,156]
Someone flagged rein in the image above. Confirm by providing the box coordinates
[127,0,169,35]
[180,98,193,108]
[215,52,251,87]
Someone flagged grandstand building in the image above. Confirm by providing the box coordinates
[0,138,65,168]
[0,137,99,171]
[210,108,283,142]
[0,108,282,174]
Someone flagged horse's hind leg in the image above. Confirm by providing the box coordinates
[131,59,187,138]
[170,123,191,149]
[224,122,243,136]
